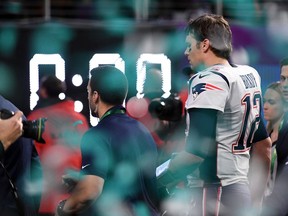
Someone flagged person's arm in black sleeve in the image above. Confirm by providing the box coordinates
[158,108,217,186]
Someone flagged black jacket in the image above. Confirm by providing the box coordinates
[0,95,42,216]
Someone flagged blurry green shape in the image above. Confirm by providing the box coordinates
[166,31,186,58]
[133,202,151,216]
[0,63,15,96]
[31,22,74,53]
[94,0,136,34]
[5,1,21,14]
[221,0,265,25]
[0,25,18,56]
[115,162,137,186]
[105,19,135,34]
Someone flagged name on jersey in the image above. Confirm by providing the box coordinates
[240,73,257,89]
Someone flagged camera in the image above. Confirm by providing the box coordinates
[148,93,183,121]
[0,109,47,143]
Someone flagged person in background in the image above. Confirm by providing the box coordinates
[0,94,42,216]
[27,75,89,216]
[158,14,271,216]
[275,57,288,175]
[127,67,187,166]
[263,82,286,196]
[127,67,166,147]
[261,58,288,216]
[55,66,159,216]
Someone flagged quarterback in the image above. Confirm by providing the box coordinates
[164,14,272,216]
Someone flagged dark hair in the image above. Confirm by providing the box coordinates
[280,57,288,68]
[185,14,232,59]
[40,75,66,97]
[90,66,128,105]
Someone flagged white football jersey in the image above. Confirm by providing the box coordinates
[186,64,263,186]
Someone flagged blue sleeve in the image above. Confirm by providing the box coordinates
[80,129,111,179]
[185,108,217,159]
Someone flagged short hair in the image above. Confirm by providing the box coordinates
[40,75,66,97]
[89,66,128,105]
[280,57,288,69]
[185,14,232,59]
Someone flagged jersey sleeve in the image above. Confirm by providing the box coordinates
[80,129,111,179]
[186,72,230,112]
[185,108,217,158]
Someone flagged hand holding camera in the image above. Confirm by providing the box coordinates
[0,111,23,150]
[0,109,47,144]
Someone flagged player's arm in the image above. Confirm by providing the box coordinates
[158,108,217,186]
[56,175,104,215]
[56,131,109,216]
[249,117,272,210]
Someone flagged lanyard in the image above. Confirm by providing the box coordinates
[99,108,126,122]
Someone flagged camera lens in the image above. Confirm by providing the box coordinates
[0,108,47,143]
[22,118,47,143]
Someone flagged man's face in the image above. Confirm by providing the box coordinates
[184,34,204,71]
[87,80,99,117]
[280,65,288,102]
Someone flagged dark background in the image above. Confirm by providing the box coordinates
[0,0,286,122]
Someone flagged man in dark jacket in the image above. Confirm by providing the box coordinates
[0,95,42,216]
[55,66,159,216]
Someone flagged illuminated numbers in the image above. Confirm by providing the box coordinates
[232,92,261,153]
[136,53,171,98]
[29,53,171,126]
[29,54,65,110]
[89,53,125,73]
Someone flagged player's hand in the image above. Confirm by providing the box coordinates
[62,174,79,193]
[0,111,23,150]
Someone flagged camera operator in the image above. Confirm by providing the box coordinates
[0,94,42,216]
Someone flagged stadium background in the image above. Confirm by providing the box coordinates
[0,0,287,122]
